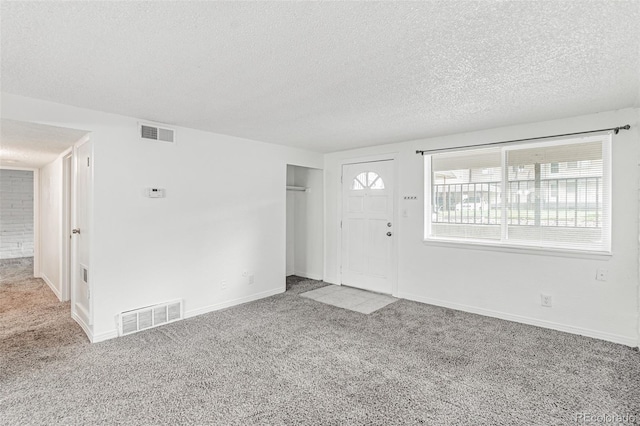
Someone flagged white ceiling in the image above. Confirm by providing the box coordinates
[0,119,88,168]
[1,1,639,153]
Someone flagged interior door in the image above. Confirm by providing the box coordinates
[341,160,394,294]
[72,139,92,327]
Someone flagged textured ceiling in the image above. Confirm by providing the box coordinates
[1,1,639,153]
[0,119,88,168]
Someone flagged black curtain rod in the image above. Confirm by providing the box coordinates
[415,124,631,155]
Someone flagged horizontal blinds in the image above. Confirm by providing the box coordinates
[506,141,602,166]
[427,135,611,252]
[429,147,502,242]
[504,138,608,251]
[432,148,501,171]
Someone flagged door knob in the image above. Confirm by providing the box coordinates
[72,228,81,234]
[386,232,392,237]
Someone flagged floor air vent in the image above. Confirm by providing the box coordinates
[118,300,183,336]
[139,123,175,143]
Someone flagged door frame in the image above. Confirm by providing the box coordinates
[336,153,399,297]
[61,150,73,301]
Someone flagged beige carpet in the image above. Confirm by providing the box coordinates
[0,258,87,355]
[2,262,640,425]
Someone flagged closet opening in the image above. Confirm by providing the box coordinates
[286,164,323,289]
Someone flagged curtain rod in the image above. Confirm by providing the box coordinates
[415,124,631,155]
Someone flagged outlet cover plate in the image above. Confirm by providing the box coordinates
[596,268,608,281]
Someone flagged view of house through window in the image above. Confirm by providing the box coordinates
[425,135,611,252]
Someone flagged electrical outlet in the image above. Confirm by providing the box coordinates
[541,294,552,307]
[221,280,227,290]
[248,274,254,285]
[596,268,608,281]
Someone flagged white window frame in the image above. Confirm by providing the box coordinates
[424,134,612,257]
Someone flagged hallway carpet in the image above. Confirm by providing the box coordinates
[2,261,639,425]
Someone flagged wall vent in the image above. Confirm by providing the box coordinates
[139,123,175,143]
[118,299,183,336]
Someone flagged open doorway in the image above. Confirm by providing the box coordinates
[0,119,91,338]
[0,168,35,260]
[286,165,323,289]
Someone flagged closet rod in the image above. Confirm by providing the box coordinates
[286,185,308,192]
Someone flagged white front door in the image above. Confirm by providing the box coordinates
[72,139,92,328]
[341,160,395,294]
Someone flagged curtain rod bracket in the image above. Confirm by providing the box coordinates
[614,124,630,134]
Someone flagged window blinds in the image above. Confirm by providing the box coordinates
[426,135,611,252]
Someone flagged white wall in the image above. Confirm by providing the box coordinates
[39,156,63,299]
[0,169,34,259]
[2,93,323,342]
[325,108,640,346]
[286,165,323,280]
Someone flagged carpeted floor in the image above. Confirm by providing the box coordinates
[2,260,639,425]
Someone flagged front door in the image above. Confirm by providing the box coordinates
[341,160,395,294]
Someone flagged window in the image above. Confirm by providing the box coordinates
[425,135,611,253]
[351,172,385,190]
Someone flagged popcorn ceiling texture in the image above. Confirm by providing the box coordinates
[1,1,639,152]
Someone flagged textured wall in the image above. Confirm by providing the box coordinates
[0,169,34,259]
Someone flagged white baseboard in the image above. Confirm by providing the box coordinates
[40,273,62,301]
[294,271,323,281]
[73,310,117,343]
[398,292,638,347]
[185,287,284,318]
[92,329,119,343]
[71,311,93,342]
[80,288,286,344]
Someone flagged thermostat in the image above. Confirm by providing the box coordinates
[145,188,166,198]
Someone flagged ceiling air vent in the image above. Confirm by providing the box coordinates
[118,299,183,336]
[139,123,175,143]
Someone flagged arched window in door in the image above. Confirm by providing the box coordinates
[351,172,385,190]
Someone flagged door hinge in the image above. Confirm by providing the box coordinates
[87,157,90,167]
[340,174,343,184]
[340,220,342,228]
